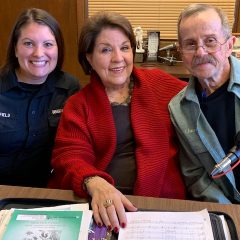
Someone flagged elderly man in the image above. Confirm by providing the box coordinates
[169,3,240,203]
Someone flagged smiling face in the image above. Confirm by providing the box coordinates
[15,22,58,84]
[179,9,234,83]
[86,27,134,89]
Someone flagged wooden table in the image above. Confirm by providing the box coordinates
[0,185,239,237]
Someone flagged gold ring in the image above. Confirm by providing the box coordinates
[103,199,113,208]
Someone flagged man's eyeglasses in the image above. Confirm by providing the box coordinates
[180,37,229,54]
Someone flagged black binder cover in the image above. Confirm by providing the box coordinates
[210,211,239,240]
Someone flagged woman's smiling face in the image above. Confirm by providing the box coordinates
[86,27,134,89]
[15,22,58,84]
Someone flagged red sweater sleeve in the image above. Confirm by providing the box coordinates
[131,67,187,199]
[48,82,115,197]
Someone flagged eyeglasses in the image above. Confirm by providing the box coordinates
[180,38,229,54]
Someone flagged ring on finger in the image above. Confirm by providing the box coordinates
[103,199,113,208]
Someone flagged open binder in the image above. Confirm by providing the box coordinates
[209,212,238,240]
[0,198,238,240]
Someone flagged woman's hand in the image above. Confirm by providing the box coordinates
[85,176,137,233]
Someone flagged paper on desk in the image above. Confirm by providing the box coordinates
[29,203,89,211]
[1,209,92,240]
[20,203,92,240]
[0,209,14,239]
[0,203,91,240]
[118,209,214,240]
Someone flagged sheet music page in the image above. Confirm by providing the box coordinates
[118,209,214,240]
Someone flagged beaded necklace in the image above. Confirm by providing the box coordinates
[110,77,134,106]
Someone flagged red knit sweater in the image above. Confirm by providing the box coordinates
[49,66,187,199]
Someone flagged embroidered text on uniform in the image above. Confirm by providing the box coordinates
[52,109,63,115]
[0,112,10,118]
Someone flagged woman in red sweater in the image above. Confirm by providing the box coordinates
[49,11,186,233]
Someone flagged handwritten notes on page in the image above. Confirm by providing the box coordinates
[118,209,214,240]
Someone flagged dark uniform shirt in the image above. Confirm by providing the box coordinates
[0,69,80,187]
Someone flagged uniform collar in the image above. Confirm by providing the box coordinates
[0,69,67,94]
[0,70,19,93]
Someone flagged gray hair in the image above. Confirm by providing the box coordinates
[177,4,232,43]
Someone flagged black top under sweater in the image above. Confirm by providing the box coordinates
[106,105,136,195]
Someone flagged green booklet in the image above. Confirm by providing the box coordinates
[2,209,87,240]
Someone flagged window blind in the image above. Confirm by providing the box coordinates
[88,0,236,39]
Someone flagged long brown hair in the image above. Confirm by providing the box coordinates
[0,8,64,77]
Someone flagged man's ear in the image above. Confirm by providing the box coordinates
[227,35,236,56]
